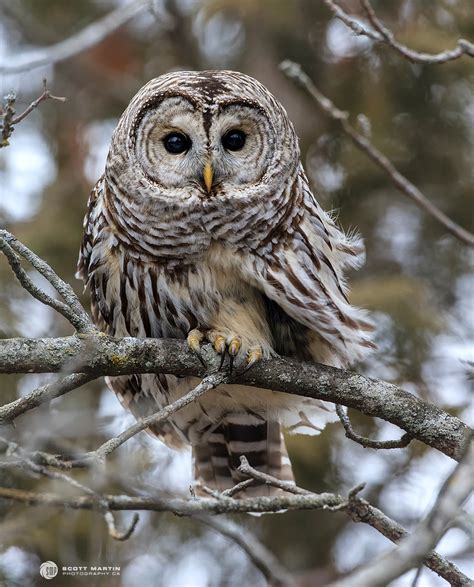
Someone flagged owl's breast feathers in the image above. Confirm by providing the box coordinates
[78,172,374,367]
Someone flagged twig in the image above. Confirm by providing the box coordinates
[0,334,469,461]
[75,372,228,464]
[0,0,154,74]
[0,92,16,147]
[238,456,310,496]
[329,436,474,587]
[279,60,474,247]
[0,230,95,333]
[10,81,67,125]
[195,515,293,587]
[410,566,424,587]
[0,436,139,541]
[221,478,258,497]
[322,0,474,64]
[336,404,412,449]
[103,511,139,541]
[0,372,96,422]
[322,0,382,41]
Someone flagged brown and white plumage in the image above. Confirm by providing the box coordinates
[77,71,373,495]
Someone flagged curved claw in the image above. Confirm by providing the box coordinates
[240,347,263,374]
[228,337,242,374]
[187,329,206,367]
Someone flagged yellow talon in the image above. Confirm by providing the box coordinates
[213,335,226,354]
[229,338,241,356]
[247,347,263,366]
[187,329,204,352]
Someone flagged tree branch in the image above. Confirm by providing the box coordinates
[279,60,474,247]
[0,372,97,422]
[0,476,469,585]
[0,334,468,461]
[0,0,154,74]
[322,0,474,64]
[0,80,66,147]
[336,404,412,449]
[0,230,95,333]
[0,435,139,541]
[79,372,228,465]
[329,438,473,587]
[195,516,293,587]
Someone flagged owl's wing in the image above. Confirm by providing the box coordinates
[76,176,112,332]
[76,177,102,283]
[242,171,374,368]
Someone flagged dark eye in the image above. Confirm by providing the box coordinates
[163,132,190,154]
[222,129,246,151]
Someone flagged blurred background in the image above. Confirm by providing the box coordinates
[0,1,473,585]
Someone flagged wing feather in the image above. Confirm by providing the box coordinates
[242,170,374,368]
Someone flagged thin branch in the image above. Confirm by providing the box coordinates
[12,84,66,125]
[0,372,96,422]
[0,0,154,74]
[336,404,412,449]
[103,511,140,541]
[329,437,473,587]
[218,462,471,586]
[0,230,95,333]
[279,60,474,247]
[0,485,345,513]
[0,335,469,461]
[221,478,258,497]
[322,0,474,64]
[0,480,469,584]
[80,372,228,464]
[238,456,310,496]
[0,435,139,541]
[195,515,293,587]
[11,79,67,125]
[0,92,16,147]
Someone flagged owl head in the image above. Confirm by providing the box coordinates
[106,71,300,207]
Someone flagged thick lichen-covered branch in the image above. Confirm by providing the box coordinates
[0,334,469,461]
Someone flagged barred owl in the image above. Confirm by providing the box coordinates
[77,71,373,495]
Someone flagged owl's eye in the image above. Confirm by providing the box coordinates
[163,132,190,154]
[222,129,246,151]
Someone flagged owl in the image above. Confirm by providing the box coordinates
[77,71,374,495]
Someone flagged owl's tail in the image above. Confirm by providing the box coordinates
[193,413,295,497]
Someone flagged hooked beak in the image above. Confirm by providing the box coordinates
[203,161,214,193]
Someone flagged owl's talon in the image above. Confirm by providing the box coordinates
[228,338,241,357]
[218,351,227,371]
[213,335,226,355]
[187,329,206,367]
[242,347,263,373]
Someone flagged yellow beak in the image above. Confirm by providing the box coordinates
[203,162,213,193]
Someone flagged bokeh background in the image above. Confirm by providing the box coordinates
[0,1,473,585]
